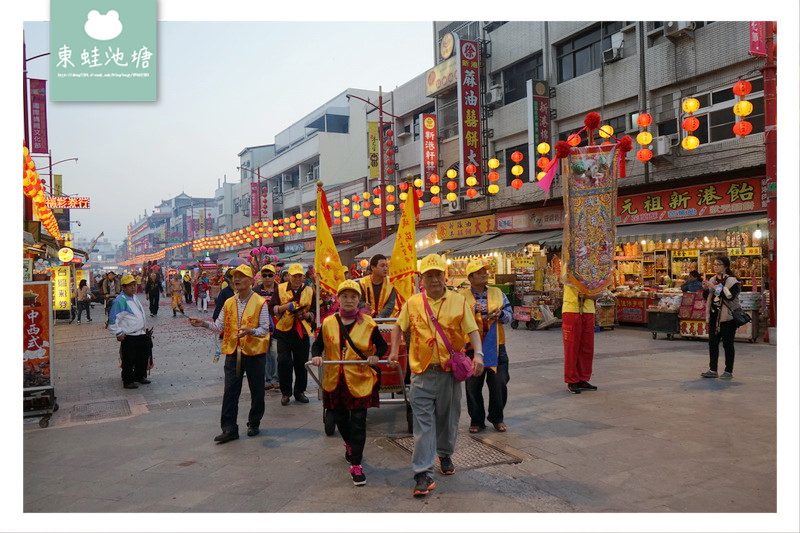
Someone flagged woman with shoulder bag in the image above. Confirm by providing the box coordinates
[701,256,742,380]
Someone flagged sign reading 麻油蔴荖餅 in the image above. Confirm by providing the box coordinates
[50,0,156,101]
[457,37,482,186]
[617,178,764,225]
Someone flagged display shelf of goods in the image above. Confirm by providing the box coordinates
[448,259,468,278]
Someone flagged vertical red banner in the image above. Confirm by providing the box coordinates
[23,282,53,389]
[29,79,49,153]
[420,113,438,189]
[457,38,482,186]
[748,21,767,57]
[250,182,260,220]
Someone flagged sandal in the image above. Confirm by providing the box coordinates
[492,422,507,432]
[469,425,482,433]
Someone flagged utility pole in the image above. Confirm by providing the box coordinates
[378,86,388,240]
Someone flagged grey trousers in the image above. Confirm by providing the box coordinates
[409,367,461,474]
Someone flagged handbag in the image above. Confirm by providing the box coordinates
[421,291,473,382]
[724,300,752,327]
[335,315,381,390]
[199,291,208,299]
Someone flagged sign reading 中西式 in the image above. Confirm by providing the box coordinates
[50,0,157,101]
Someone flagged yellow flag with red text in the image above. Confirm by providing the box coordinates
[388,183,418,309]
[314,185,346,295]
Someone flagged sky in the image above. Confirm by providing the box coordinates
[21,20,436,246]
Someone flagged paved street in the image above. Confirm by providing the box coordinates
[23,298,780,526]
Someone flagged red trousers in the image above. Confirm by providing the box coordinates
[562,312,595,384]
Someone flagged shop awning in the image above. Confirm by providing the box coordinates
[615,213,766,241]
[287,242,363,265]
[449,230,563,257]
[354,229,438,261]
[423,233,498,256]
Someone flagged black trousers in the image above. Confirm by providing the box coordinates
[76,300,91,321]
[465,345,510,426]
[709,319,737,373]
[276,332,310,397]
[221,352,266,434]
[148,292,160,315]
[120,334,151,384]
[333,408,367,465]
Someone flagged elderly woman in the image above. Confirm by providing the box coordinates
[310,280,387,487]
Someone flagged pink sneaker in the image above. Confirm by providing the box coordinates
[349,464,366,486]
[344,443,353,464]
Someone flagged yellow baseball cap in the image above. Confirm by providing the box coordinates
[261,264,276,274]
[419,254,446,274]
[466,260,488,277]
[120,274,136,285]
[288,263,304,276]
[231,264,254,278]
[337,279,362,296]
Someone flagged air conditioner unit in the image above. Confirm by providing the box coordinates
[486,85,503,107]
[653,135,675,156]
[664,21,695,39]
[602,32,624,63]
[305,172,314,181]
[447,196,463,213]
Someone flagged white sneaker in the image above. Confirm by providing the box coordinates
[720,371,733,379]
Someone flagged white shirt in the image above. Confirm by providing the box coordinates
[206,290,270,337]
[108,293,147,337]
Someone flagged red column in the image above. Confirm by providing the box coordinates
[761,21,777,337]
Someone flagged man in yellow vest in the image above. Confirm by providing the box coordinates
[358,254,398,318]
[270,263,316,406]
[189,264,271,444]
[460,260,513,433]
[562,284,599,394]
[389,253,484,498]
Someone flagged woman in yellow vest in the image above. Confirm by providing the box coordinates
[460,260,513,433]
[389,253,484,498]
[189,264,271,444]
[311,280,387,486]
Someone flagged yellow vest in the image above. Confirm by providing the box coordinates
[358,276,398,317]
[275,283,314,336]
[405,291,469,374]
[320,314,378,397]
[221,292,269,355]
[562,285,595,314]
[460,286,506,346]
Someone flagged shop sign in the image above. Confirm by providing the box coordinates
[51,266,72,311]
[457,38,483,186]
[680,319,709,338]
[29,79,49,153]
[748,21,767,57]
[513,257,537,267]
[617,178,764,225]
[23,282,53,389]
[44,197,90,209]
[250,182,260,220]
[616,297,647,323]
[437,215,495,240]
[75,269,88,287]
[420,114,438,189]
[58,247,74,263]
[496,207,563,232]
[285,242,305,254]
[728,247,762,256]
[23,258,33,282]
[367,121,380,179]
[672,250,699,258]
[526,79,552,153]
[425,56,457,97]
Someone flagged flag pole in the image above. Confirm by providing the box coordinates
[315,275,321,332]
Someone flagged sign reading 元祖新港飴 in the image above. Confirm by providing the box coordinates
[50,0,157,101]
[457,37,482,186]
[617,178,764,225]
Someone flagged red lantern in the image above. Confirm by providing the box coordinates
[636,148,653,162]
[511,178,523,189]
[510,151,524,163]
[372,187,381,196]
[386,194,395,203]
[303,211,309,217]
[465,163,477,174]
[386,148,395,157]
[333,219,341,225]
[636,113,653,127]
[537,157,550,169]
[332,203,340,210]
[352,195,360,202]
[373,207,382,215]
[416,189,424,198]
[732,80,752,97]
[431,196,441,205]
[353,212,361,220]
[429,174,440,184]
[385,158,395,166]
[399,202,405,210]
[446,180,458,191]
[733,120,753,136]
[466,188,478,198]
[385,139,394,147]
[362,201,371,209]
[342,207,350,214]
[681,116,700,132]
[398,182,408,191]
[385,129,394,137]
[487,171,499,182]
[567,134,581,147]
[386,168,394,175]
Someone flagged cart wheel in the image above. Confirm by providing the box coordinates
[652,332,657,339]
[406,405,414,434]
[39,417,49,428]
[510,320,519,330]
[53,403,59,412]
[667,333,673,340]
[323,408,336,436]
[525,320,537,331]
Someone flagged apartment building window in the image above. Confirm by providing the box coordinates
[233,198,240,214]
[688,77,764,144]
[438,95,459,140]
[556,22,626,83]
[501,54,544,105]
[413,106,435,141]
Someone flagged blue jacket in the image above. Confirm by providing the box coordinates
[681,279,703,292]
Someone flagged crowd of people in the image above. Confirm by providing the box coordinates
[102,252,744,497]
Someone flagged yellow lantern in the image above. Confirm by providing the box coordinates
[466,176,477,187]
[537,171,546,180]
[446,192,457,202]
[309,210,316,217]
[681,135,700,151]
[342,198,350,206]
[353,204,361,211]
[733,100,753,117]
[413,178,423,188]
[418,200,424,208]
[373,197,381,205]
[446,169,458,179]
[598,125,614,139]
[487,184,500,194]
[681,98,700,114]
[636,131,653,146]
[363,210,371,217]
[386,184,395,193]
[310,225,316,231]
[511,164,524,176]
[333,211,341,218]
[342,216,350,223]
[386,204,395,212]
[430,185,441,195]
[487,158,500,169]
[399,192,408,201]
[362,192,370,199]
